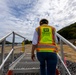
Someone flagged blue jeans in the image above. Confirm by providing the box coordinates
[37,52,57,75]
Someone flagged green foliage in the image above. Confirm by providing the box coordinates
[24,40,32,44]
[0,41,12,44]
[57,22,76,39]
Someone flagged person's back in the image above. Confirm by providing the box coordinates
[31,19,58,75]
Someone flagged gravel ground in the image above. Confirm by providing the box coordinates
[0,53,23,75]
[57,58,76,75]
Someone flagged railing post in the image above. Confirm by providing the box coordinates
[11,32,15,62]
[24,38,26,52]
[0,39,6,75]
[1,39,6,63]
[60,38,65,75]
[60,38,64,61]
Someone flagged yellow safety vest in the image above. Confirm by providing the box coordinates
[36,24,58,53]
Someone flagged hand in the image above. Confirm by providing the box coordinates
[31,54,35,61]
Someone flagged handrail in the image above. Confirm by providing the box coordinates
[0,31,26,74]
[0,49,14,69]
[56,33,76,51]
[0,32,26,42]
[57,53,71,75]
[0,32,75,75]
[56,33,76,75]
[14,32,26,39]
[0,32,12,42]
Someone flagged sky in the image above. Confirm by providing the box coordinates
[0,0,76,41]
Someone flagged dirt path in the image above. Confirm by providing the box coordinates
[0,44,76,62]
[25,44,76,62]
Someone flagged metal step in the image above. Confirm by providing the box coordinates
[8,53,72,75]
[9,53,40,75]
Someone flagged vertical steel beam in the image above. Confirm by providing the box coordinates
[1,39,6,64]
[24,38,26,53]
[11,32,15,62]
[0,39,6,75]
[60,38,64,61]
[60,38,65,75]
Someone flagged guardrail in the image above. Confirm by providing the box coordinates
[56,33,76,75]
[0,31,26,75]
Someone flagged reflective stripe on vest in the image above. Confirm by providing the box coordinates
[37,44,57,49]
[36,24,58,53]
[36,44,58,52]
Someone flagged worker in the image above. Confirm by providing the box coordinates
[31,19,58,75]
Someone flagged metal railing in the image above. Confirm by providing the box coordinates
[0,31,26,75]
[0,32,76,75]
[9,33,76,75]
[56,33,76,75]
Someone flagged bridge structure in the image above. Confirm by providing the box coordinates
[0,31,76,75]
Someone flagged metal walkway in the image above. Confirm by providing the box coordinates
[8,53,40,75]
[7,53,75,75]
[7,53,71,75]
[0,31,76,75]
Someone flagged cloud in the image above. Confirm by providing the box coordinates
[0,0,76,41]
[6,0,38,18]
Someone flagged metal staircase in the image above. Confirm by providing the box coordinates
[0,31,76,75]
[8,53,40,75]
